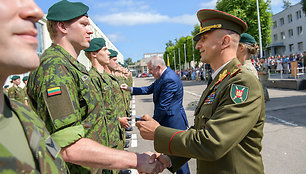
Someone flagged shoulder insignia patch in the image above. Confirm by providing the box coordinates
[47,87,61,97]
[230,84,248,104]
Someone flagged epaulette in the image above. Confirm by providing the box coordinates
[230,64,242,77]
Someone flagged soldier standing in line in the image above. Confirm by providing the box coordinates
[0,0,67,173]
[137,9,265,174]
[8,75,26,104]
[22,76,29,106]
[2,85,9,96]
[26,0,163,174]
[84,38,127,174]
[236,33,259,78]
[258,58,270,102]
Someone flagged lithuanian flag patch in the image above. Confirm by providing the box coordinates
[47,87,62,97]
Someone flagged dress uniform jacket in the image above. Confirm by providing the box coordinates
[27,44,109,173]
[243,60,258,79]
[154,58,265,174]
[0,95,66,174]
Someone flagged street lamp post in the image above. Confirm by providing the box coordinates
[256,0,263,58]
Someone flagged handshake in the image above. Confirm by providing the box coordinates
[135,115,169,173]
[137,152,171,174]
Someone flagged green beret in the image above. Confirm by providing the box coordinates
[118,62,126,68]
[11,75,20,81]
[240,33,256,45]
[22,76,28,82]
[109,49,118,58]
[47,0,89,21]
[194,9,247,41]
[84,38,106,52]
[4,85,9,88]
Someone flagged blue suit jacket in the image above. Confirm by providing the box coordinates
[132,68,188,130]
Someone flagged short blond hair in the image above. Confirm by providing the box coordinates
[46,20,59,40]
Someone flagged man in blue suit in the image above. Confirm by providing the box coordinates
[121,56,190,174]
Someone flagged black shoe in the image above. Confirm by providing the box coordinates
[119,169,131,174]
[124,140,130,148]
[125,126,133,131]
[126,133,132,139]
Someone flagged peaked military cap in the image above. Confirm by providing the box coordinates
[240,33,256,45]
[11,75,20,81]
[193,9,248,41]
[22,76,28,82]
[84,38,106,52]
[47,0,89,21]
[109,49,118,58]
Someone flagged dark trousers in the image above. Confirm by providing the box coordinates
[176,162,190,174]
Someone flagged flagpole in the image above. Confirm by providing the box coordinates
[256,0,263,58]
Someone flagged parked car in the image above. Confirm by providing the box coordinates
[141,73,147,77]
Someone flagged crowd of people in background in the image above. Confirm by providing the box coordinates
[176,51,306,81]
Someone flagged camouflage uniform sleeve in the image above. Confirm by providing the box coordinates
[35,58,84,147]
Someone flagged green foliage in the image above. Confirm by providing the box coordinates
[303,0,306,13]
[124,57,134,65]
[282,0,292,9]
[216,0,272,48]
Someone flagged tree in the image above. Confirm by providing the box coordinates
[124,57,134,65]
[216,0,273,51]
[302,0,306,13]
[282,0,292,9]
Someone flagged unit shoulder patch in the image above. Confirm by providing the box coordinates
[230,84,249,104]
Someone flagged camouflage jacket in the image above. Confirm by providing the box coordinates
[27,44,109,173]
[8,86,25,104]
[89,68,124,149]
[0,95,67,174]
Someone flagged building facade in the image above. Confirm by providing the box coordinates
[128,53,164,76]
[266,2,306,57]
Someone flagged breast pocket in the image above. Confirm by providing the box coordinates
[195,104,213,130]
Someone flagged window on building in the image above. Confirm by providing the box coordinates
[281,32,285,40]
[289,44,294,52]
[296,10,302,19]
[280,18,285,25]
[288,29,293,37]
[288,14,292,23]
[35,22,44,56]
[298,42,303,51]
[297,26,303,35]
[273,34,278,42]
[273,21,277,29]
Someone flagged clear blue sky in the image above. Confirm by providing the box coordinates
[35,0,301,62]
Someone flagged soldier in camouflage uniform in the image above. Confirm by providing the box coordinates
[258,58,270,102]
[8,75,26,104]
[22,76,29,106]
[0,0,67,173]
[236,33,259,79]
[85,38,125,174]
[2,85,9,96]
[105,50,131,133]
[26,1,163,174]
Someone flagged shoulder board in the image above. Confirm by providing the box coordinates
[230,64,242,77]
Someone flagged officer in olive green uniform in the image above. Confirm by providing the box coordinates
[258,58,270,102]
[8,75,25,104]
[137,9,265,174]
[0,0,67,173]
[237,33,259,79]
[85,38,125,156]
[27,1,109,173]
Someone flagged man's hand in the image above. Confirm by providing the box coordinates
[136,114,160,140]
[155,153,171,169]
[136,152,165,174]
[119,117,130,129]
[120,84,131,91]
